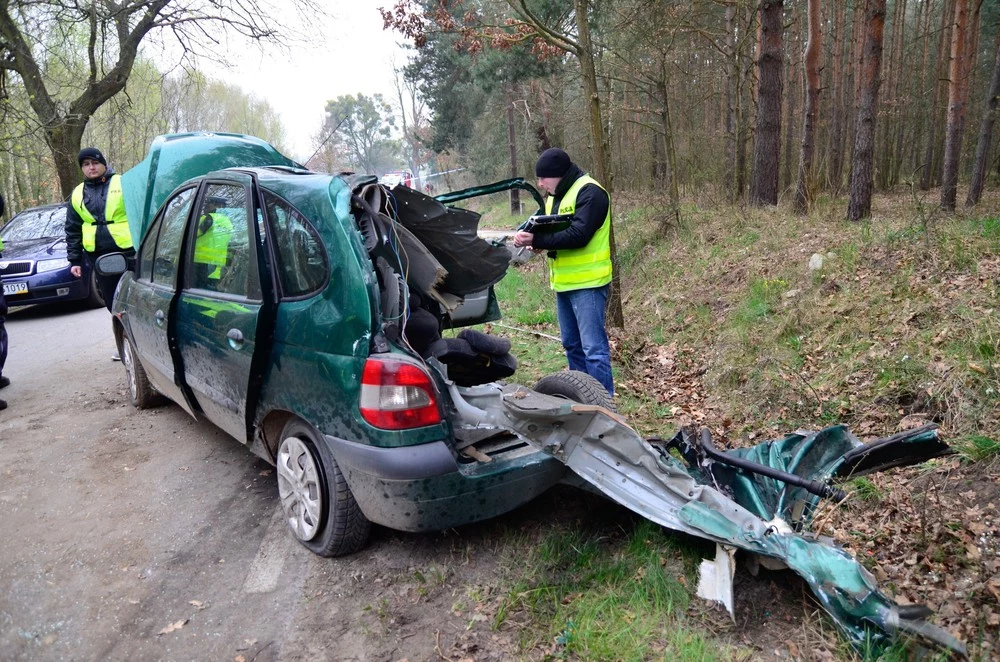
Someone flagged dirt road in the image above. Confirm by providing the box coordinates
[0,303,546,661]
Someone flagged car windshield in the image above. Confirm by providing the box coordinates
[2,206,66,241]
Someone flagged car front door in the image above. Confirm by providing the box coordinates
[172,178,265,442]
[125,187,199,415]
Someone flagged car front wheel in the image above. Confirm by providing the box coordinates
[276,420,371,557]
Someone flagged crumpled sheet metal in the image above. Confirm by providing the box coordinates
[489,387,966,657]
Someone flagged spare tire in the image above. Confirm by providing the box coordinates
[533,370,616,412]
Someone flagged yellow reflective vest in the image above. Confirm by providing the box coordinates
[193,212,234,279]
[544,175,612,292]
[71,175,132,252]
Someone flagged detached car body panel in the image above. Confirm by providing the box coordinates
[0,204,102,308]
[111,133,565,544]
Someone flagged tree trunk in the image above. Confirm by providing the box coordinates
[574,0,612,193]
[909,0,934,186]
[829,1,847,193]
[847,0,869,186]
[889,0,909,188]
[737,3,755,201]
[725,4,739,203]
[940,0,970,211]
[965,22,1000,206]
[749,0,784,207]
[505,85,521,214]
[658,60,681,228]
[921,0,954,190]
[572,0,622,328]
[795,0,822,214]
[847,0,887,221]
[782,1,798,195]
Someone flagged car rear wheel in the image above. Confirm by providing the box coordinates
[533,370,616,411]
[86,268,105,309]
[122,335,158,408]
[276,420,371,557]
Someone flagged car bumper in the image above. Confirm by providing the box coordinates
[325,434,567,532]
[2,271,89,306]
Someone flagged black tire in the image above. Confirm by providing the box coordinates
[122,334,158,408]
[86,268,105,309]
[533,370,616,411]
[275,420,371,557]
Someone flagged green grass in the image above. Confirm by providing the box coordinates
[849,477,885,503]
[954,435,1000,462]
[494,263,556,326]
[494,520,725,660]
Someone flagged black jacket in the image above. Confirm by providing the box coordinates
[530,165,610,251]
[65,170,120,265]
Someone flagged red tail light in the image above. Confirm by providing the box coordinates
[359,357,442,429]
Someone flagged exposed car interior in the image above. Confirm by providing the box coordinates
[351,179,518,387]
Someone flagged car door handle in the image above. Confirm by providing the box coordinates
[227,328,244,347]
[155,310,165,326]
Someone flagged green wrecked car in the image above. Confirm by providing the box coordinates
[97,133,964,657]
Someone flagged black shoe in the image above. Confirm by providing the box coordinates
[111,353,121,362]
[0,376,8,389]
[0,397,6,410]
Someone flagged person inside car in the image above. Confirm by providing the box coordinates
[192,195,234,287]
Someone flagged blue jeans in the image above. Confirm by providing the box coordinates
[555,285,614,395]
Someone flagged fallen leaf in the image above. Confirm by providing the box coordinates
[157,619,188,635]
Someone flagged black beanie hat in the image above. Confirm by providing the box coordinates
[78,147,107,167]
[535,147,571,178]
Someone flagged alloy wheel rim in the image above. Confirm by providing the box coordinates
[276,435,322,541]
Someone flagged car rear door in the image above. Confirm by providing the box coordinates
[172,177,269,442]
[122,187,199,415]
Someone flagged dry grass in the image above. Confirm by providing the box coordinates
[610,188,1000,659]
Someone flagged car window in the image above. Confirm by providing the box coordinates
[152,188,196,287]
[263,190,327,297]
[1,206,66,241]
[185,184,259,299]
[138,215,161,282]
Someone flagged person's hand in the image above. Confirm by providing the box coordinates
[513,230,534,248]
[70,265,82,278]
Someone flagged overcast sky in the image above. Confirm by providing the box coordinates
[202,2,411,162]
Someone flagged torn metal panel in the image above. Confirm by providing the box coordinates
[697,544,737,619]
[447,382,966,657]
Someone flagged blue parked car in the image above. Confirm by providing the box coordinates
[0,203,103,308]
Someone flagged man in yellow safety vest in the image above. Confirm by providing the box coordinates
[512,148,615,396]
[65,147,136,360]
[65,147,135,314]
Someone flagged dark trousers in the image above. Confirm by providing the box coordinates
[0,287,7,378]
[90,248,135,312]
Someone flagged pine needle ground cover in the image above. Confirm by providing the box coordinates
[483,190,997,660]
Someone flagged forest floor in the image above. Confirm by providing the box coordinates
[481,188,1000,660]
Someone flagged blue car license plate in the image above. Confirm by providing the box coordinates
[2,281,28,296]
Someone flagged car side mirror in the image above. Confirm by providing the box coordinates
[94,252,132,277]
